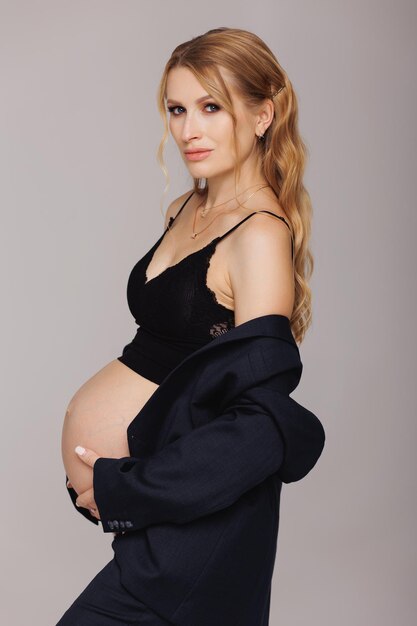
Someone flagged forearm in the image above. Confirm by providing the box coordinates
[93,407,284,534]
[93,386,325,534]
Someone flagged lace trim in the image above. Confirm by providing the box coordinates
[202,243,235,339]
[209,320,233,338]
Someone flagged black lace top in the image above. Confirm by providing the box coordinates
[117,191,293,384]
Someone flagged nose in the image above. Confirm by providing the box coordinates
[181,111,202,144]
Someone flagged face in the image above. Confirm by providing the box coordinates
[165,66,266,181]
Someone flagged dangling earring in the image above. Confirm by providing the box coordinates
[257,132,265,141]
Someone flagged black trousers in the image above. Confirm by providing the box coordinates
[56,555,173,625]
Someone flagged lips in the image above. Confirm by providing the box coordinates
[184,148,212,154]
[184,148,213,162]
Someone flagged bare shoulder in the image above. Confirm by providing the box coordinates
[231,206,293,258]
[227,207,294,324]
[164,189,195,228]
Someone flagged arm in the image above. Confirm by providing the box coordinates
[92,386,325,533]
[91,214,325,533]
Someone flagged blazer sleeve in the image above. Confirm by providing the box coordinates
[92,386,326,533]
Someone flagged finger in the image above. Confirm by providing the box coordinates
[88,505,101,520]
[75,487,101,520]
[75,487,94,509]
[74,445,100,468]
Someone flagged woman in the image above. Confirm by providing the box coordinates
[58,27,320,625]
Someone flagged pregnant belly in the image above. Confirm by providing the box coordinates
[61,359,159,496]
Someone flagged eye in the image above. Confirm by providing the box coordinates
[166,103,220,116]
[204,103,220,113]
[167,105,185,116]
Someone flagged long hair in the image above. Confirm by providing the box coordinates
[156,27,314,344]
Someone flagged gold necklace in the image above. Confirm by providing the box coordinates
[199,183,269,218]
[191,184,270,239]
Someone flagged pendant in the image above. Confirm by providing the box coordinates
[191,233,197,239]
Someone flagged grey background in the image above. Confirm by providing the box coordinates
[1,1,415,624]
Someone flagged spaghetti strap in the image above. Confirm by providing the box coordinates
[217,210,294,259]
[168,191,195,227]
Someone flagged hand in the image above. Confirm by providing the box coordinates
[73,445,102,520]
[66,477,104,525]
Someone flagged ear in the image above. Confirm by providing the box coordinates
[255,98,275,136]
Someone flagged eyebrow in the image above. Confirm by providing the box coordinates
[166,94,213,105]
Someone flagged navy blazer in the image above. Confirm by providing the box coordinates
[65,314,325,625]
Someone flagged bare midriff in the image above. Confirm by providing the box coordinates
[61,359,159,496]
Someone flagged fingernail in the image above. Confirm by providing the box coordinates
[75,445,85,455]
[75,501,80,507]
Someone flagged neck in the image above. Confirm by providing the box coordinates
[202,159,269,209]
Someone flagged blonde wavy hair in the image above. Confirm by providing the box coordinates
[155,27,314,344]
